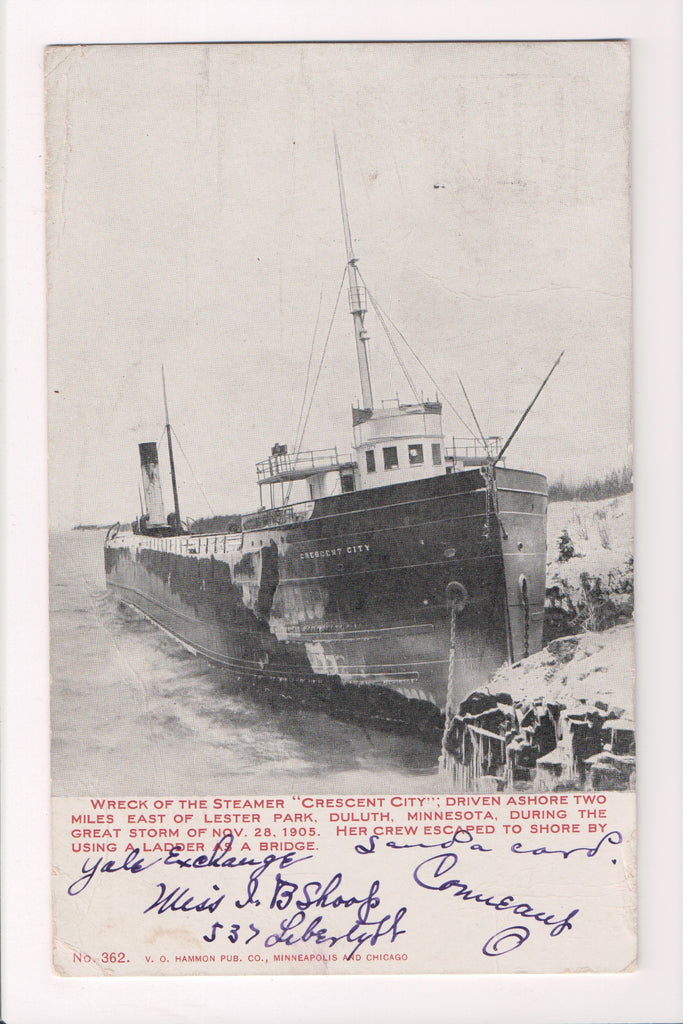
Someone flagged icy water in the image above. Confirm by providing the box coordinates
[50,530,443,797]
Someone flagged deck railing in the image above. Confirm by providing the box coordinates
[241,500,315,532]
[255,447,353,483]
[445,437,501,462]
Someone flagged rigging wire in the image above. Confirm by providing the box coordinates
[492,350,564,466]
[291,283,325,456]
[457,373,490,454]
[284,265,348,505]
[356,268,480,441]
[170,425,217,517]
[363,286,420,402]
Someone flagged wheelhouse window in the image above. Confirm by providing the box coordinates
[365,449,376,473]
[408,443,424,465]
[383,446,399,470]
[432,443,442,466]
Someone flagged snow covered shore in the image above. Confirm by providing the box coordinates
[545,493,633,637]
[442,492,635,791]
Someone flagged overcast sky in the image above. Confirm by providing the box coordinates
[45,41,631,528]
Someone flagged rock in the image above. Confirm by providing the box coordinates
[442,622,635,791]
[458,691,503,717]
[442,495,634,790]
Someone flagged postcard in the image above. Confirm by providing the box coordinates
[45,40,637,978]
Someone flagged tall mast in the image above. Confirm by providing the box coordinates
[334,136,373,409]
[161,365,181,524]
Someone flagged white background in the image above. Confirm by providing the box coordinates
[43,40,631,529]
[3,1,682,1022]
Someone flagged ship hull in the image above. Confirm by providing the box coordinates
[104,466,546,711]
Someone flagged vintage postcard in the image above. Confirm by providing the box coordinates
[46,41,635,976]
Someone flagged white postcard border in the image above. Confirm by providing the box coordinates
[3,1,683,1022]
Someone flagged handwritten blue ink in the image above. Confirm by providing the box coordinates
[235,850,315,910]
[203,921,223,943]
[482,926,530,956]
[413,853,579,939]
[354,835,379,855]
[144,881,226,916]
[68,848,162,896]
[264,905,407,958]
[510,831,623,860]
[269,871,382,920]
[159,833,314,911]
[355,828,492,856]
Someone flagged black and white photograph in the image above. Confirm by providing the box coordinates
[48,42,633,798]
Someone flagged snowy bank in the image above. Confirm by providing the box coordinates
[442,622,635,791]
[545,494,633,638]
[441,494,635,792]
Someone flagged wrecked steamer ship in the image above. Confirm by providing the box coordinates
[104,144,552,736]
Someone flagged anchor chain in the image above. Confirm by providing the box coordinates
[480,465,493,540]
[484,474,491,539]
[519,575,530,659]
[444,581,468,716]
[447,598,458,705]
[480,464,507,541]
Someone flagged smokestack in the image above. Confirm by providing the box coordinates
[138,442,166,526]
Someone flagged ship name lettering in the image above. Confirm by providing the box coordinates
[299,544,370,560]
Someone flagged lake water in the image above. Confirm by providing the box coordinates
[50,530,443,796]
